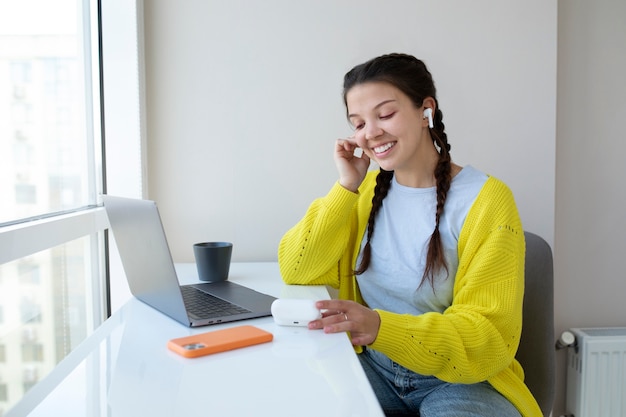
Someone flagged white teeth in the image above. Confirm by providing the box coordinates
[374,142,395,154]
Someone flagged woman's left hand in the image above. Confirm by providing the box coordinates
[308,299,381,346]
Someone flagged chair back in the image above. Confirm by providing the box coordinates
[516,231,555,417]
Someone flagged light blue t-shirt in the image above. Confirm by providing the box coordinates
[356,165,488,315]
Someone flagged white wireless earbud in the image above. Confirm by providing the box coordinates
[423,108,434,128]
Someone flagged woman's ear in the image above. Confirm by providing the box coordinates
[422,96,436,114]
[422,97,436,128]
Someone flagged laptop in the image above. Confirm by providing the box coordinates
[102,195,276,327]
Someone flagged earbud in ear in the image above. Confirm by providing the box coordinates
[423,108,434,128]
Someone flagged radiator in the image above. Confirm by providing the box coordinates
[565,327,626,417]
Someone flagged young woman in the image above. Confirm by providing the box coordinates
[278,53,541,417]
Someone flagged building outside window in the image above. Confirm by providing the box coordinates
[0,0,107,413]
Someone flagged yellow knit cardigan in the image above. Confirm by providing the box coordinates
[278,170,542,417]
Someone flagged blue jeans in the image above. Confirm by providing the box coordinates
[359,348,521,417]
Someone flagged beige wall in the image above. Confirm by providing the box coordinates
[143,0,556,263]
[554,0,626,414]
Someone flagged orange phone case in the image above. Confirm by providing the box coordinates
[167,325,273,358]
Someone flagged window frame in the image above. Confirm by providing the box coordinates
[0,0,146,412]
[0,208,110,324]
[0,0,110,326]
[0,0,147,322]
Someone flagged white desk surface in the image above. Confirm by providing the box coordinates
[10,262,384,417]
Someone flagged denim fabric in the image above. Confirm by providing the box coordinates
[359,348,521,417]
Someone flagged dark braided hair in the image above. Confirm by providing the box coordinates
[346,53,453,288]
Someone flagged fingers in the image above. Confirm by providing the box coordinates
[308,300,380,346]
[310,300,353,330]
[334,136,370,197]
[318,311,348,324]
[315,299,352,312]
[309,300,350,331]
[307,311,349,332]
[335,137,358,155]
[320,309,342,319]
[337,136,357,146]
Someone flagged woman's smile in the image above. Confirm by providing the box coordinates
[372,141,396,156]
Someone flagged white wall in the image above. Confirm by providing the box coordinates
[554,0,626,414]
[143,0,556,265]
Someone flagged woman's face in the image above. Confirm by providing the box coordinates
[346,81,435,176]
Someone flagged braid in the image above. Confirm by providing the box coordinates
[421,107,452,287]
[354,169,393,275]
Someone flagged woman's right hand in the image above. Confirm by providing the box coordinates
[334,138,370,193]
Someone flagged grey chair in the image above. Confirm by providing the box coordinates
[515,231,555,417]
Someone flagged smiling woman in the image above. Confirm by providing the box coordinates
[279,53,541,417]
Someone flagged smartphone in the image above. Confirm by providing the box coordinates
[167,325,273,358]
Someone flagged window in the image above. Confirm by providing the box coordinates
[0,0,102,224]
[0,0,108,412]
[0,383,7,402]
[21,344,44,363]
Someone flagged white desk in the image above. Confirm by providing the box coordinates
[9,262,383,417]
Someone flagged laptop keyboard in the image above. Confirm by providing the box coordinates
[181,286,251,318]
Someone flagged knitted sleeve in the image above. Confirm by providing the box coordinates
[278,181,362,287]
[369,177,525,384]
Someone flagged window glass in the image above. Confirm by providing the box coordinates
[0,0,98,225]
[0,0,105,413]
[0,235,99,412]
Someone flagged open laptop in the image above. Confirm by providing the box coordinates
[102,195,276,327]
